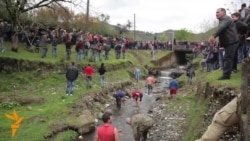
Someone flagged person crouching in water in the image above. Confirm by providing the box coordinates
[126,114,154,141]
[131,90,143,109]
[113,89,130,109]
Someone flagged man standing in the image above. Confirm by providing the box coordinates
[65,62,79,96]
[145,74,156,94]
[40,32,49,58]
[209,8,239,80]
[98,63,106,88]
[84,64,94,88]
[94,112,120,141]
[126,114,153,141]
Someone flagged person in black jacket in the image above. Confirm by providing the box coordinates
[209,8,239,80]
[98,63,106,88]
[66,62,79,96]
[231,12,248,73]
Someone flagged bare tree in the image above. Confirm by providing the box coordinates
[116,20,132,35]
[2,0,77,52]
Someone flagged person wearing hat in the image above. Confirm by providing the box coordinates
[126,114,153,141]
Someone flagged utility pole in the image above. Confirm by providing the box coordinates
[85,0,90,32]
[134,13,136,40]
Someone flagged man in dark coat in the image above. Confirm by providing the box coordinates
[209,8,239,80]
[66,62,78,96]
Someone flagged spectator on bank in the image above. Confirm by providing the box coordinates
[40,32,50,58]
[84,64,94,88]
[64,31,72,60]
[98,63,106,88]
[115,42,122,59]
[209,8,239,80]
[186,68,195,85]
[103,41,111,60]
[121,43,126,59]
[51,35,58,58]
[231,12,248,73]
[65,62,79,96]
[75,39,84,61]
[134,67,141,82]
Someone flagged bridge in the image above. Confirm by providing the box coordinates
[172,45,195,65]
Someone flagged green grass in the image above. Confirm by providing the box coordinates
[181,93,208,141]
[0,69,131,141]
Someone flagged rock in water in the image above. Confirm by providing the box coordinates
[67,110,96,134]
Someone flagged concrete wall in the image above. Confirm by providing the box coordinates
[151,52,176,68]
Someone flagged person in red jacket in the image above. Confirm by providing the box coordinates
[84,64,94,88]
[131,90,143,109]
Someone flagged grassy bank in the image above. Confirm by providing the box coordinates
[178,56,242,140]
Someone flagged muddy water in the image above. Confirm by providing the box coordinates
[83,70,178,141]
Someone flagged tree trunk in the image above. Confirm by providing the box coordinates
[11,33,19,52]
[11,20,19,52]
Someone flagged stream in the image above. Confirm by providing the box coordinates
[83,68,185,141]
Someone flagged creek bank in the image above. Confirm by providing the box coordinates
[0,57,133,73]
[199,83,240,140]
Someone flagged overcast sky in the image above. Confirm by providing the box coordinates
[86,0,245,33]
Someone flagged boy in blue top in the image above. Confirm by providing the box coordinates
[169,76,179,99]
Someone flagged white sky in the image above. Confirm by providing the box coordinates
[83,0,245,33]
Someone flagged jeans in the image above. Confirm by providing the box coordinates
[122,52,125,59]
[116,50,121,59]
[98,52,102,61]
[237,46,244,63]
[151,50,155,60]
[66,49,71,60]
[66,80,75,94]
[187,76,193,85]
[76,49,83,61]
[206,62,214,72]
[41,47,48,58]
[100,75,105,87]
[52,46,57,57]
[135,74,140,82]
[83,48,89,59]
[86,76,92,88]
[218,51,224,68]
[104,50,109,60]
[91,50,97,62]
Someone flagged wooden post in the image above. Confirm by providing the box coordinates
[240,58,250,140]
